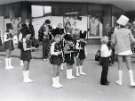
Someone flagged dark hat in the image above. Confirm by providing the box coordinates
[64,34,73,41]
[52,28,64,37]
[45,19,51,24]
[20,23,31,37]
[6,23,13,31]
[80,31,87,39]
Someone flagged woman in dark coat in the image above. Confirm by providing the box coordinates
[38,19,52,61]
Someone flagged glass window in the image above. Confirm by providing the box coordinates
[43,6,52,15]
[32,5,44,18]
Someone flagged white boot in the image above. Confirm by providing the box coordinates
[52,76,63,88]
[79,66,86,75]
[5,58,10,70]
[76,66,80,77]
[20,60,24,66]
[60,63,64,70]
[8,58,14,69]
[66,69,76,79]
[23,71,33,83]
[116,70,123,85]
[129,70,135,86]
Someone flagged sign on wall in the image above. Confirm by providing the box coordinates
[88,15,103,38]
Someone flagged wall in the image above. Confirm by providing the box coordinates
[0,2,31,21]
[0,1,125,45]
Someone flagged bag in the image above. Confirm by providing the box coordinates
[32,38,39,48]
[18,41,23,49]
[95,50,101,61]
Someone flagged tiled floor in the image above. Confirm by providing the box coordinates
[0,45,135,101]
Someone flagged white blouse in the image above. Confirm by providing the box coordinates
[100,44,112,57]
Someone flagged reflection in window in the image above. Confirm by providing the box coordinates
[32,5,52,18]
[88,16,103,38]
[44,6,52,15]
[32,5,44,18]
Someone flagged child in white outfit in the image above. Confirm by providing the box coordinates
[100,36,112,85]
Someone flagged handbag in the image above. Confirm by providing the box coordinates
[32,38,39,48]
[95,50,101,61]
[18,41,23,49]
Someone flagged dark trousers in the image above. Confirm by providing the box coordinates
[100,57,109,84]
[42,38,50,59]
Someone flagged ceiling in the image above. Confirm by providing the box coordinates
[0,0,135,11]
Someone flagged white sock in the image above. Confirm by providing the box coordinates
[5,58,9,69]
[20,60,24,66]
[8,58,14,69]
[23,71,32,83]
[66,69,75,79]
[76,66,80,76]
[129,70,135,86]
[116,70,123,85]
[79,66,86,75]
[52,76,63,88]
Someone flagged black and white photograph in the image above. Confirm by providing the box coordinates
[0,0,135,101]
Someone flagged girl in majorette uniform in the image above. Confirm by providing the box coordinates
[54,23,65,70]
[63,22,76,79]
[4,23,15,70]
[19,19,36,66]
[20,23,35,83]
[63,33,76,79]
[75,32,87,76]
[49,31,63,88]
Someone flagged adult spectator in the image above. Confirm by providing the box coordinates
[112,15,135,87]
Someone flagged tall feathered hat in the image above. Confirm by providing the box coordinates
[80,31,87,39]
[117,15,129,26]
[64,34,73,41]
[51,28,63,37]
[6,23,13,32]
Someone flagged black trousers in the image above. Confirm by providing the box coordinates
[100,57,109,84]
[42,38,50,59]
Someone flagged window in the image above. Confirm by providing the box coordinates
[44,6,52,15]
[32,5,44,18]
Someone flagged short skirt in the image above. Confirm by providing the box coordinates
[64,53,74,65]
[49,55,63,65]
[118,50,132,56]
[75,50,86,60]
[20,50,32,61]
[4,40,14,50]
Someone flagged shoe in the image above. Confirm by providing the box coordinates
[24,78,33,83]
[80,72,87,75]
[100,82,109,85]
[130,82,135,87]
[76,66,80,77]
[116,80,122,85]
